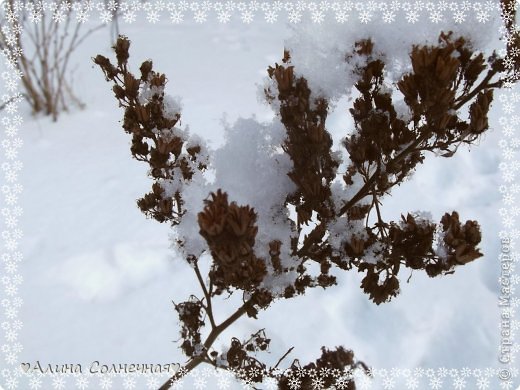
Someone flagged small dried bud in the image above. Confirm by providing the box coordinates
[112,85,126,100]
[113,36,130,66]
[93,55,118,80]
[124,73,140,100]
[350,236,365,256]
[469,90,493,134]
[186,145,201,158]
[150,73,166,87]
[139,60,153,81]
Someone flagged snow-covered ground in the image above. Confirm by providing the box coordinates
[2,9,518,390]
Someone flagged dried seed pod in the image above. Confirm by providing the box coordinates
[139,60,153,81]
[113,36,130,66]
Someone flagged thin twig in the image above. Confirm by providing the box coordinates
[0,96,20,112]
[158,299,252,390]
[338,132,430,216]
[273,346,295,370]
[193,260,216,329]
[453,69,498,110]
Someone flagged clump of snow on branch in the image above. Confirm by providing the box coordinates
[281,14,500,104]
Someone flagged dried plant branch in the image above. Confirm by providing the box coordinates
[95,12,519,386]
[192,259,216,330]
[273,347,295,371]
[158,298,253,390]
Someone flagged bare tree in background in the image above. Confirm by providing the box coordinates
[104,0,120,45]
[0,0,104,120]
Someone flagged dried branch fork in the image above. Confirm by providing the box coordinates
[263,31,510,304]
[95,16,519,388]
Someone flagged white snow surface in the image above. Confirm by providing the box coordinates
[3,13,514,388]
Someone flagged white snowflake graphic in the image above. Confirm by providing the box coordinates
[52,376,66,390]
[28,376,42,389]
[406,375,419,389]
[146,10,160,23]
[429,10,442,22]
[170,11,184,24]
[382,376,395,389]
[123,11,136,23]
[383,10,395,22]
[193,375,206,389]
[405,10,419,23]
[241,10,254,23]
[193,10,207,23]
[500,379,514,389]
[264,10,277,23]
[216,372,231,389]
[453,376,466,389]
[99,376,113,389]
[311,10,325,23]
[429,376,442,390]
[123,375,136,389]
[453,10,466,23]
[288,376,301,389]
[288,10,302,23]
[76,375,89,390]
[217,11,231,23]
[359,10,371,23]
[146,375,160,389]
